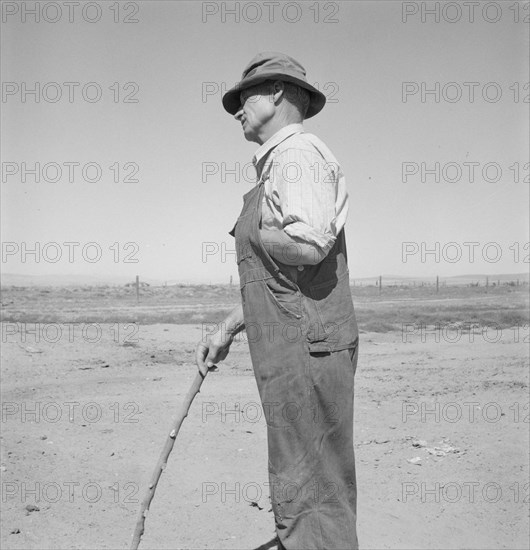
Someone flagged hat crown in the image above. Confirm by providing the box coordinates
[242,52,308,83]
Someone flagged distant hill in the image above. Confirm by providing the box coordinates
[0,273,163,287]
[349,273,529,286]
[2,272,528,288]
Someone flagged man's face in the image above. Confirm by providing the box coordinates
[234,83,275,144]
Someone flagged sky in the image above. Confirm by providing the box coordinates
[1,0,529,283]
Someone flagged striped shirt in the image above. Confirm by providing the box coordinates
[253,123,349,263]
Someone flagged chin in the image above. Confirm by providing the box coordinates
[243,129,258,144]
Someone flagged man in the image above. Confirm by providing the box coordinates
[196,52,359,550]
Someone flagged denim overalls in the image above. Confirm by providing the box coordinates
[230,153,359,550]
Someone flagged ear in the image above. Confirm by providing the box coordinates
[271,80,285,105]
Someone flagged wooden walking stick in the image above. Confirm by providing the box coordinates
[130,370,207,550]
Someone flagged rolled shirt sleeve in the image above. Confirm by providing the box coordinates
[269,146,344,258]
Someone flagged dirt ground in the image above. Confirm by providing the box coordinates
[1,287,529,549]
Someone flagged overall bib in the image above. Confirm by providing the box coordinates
[231,166,359,550]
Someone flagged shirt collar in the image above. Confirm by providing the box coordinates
[252,123,305,169]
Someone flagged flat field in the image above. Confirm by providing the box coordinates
[1,284,529,549]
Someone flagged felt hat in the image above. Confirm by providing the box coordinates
[222,52,326,119]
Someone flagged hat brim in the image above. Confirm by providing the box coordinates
[222,73,326,119]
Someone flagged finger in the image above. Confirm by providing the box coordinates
[205,345,223,368]
[205,354,221,372]
[195,342,208,364]
[205,352,216,368]
[195,342,209,374]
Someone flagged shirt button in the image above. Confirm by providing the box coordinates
[297,265,304,271]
